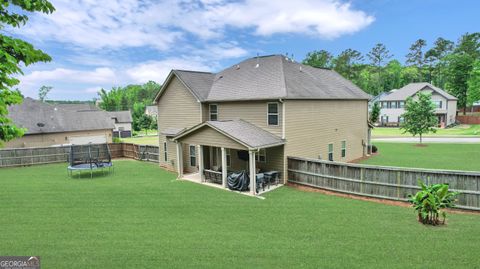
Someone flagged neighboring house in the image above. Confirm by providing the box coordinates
[154,55,371,193]
[55,103,99,112]
[378,82,457,128]
[368,92,390,112]
[5,98,114,148]
[108,111,133,138]
[145,105,158,119]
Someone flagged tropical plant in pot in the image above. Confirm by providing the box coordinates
[408,180,459,225]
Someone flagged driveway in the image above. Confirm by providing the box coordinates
[372,137,480,143]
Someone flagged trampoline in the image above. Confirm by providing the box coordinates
[67,143,114,178]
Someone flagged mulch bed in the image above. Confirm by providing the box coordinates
[287,182,480,215]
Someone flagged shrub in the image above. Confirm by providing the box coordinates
[369,145,378,153]
[408,180,459,225]
[112,137,122,143]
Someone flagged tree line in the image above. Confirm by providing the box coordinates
[97,81,160,132]
[302,32,480,114]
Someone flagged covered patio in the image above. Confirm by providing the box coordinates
[173,119,285,195]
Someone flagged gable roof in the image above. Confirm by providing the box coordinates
[379,82,457,101]
[8,98,114,135]
[174,119,285,149]
[54,103,99,112]
[108,111,133,123]
[154,55,370,103]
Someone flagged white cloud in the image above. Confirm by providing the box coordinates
[125,58,214,84]
[22,0,374,51]
[20,67,117,86]
[84,86,103,93]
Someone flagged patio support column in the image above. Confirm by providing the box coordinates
[221,147,227,188]
[176,142,183,179]
[249,150,256,195]
[198,145,204,182]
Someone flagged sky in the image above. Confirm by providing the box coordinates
[8,0,480,101]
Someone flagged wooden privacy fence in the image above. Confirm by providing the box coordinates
[457,115,480,124]
[288,156,480,211]
[0,143,160,168]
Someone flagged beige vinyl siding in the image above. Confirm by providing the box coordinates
[259,146,284,179]
[179,127,246,150]
[214,101,283,137]
[447,100,457,125]
[4,129,113,148]
[285,100,368,164]
[157,76,202,171]
[182,144,198,174]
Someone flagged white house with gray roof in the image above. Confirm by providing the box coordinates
[154,55,372,195]
[377,82,457,128]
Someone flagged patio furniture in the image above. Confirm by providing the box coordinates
[263,171,279,189]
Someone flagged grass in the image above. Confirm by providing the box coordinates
[121,135,158,145]
[1,161,480,268]
[361,142,480,171]
[372,124,480,137]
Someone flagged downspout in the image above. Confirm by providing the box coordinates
[279,99,286,184]
[279,99,285,140]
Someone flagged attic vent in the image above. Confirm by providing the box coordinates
[37,123,45,127]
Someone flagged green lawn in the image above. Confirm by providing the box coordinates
[372,124,480,137]
[361,142,480,171]
[1,161,480,268]
[121,135,159,145]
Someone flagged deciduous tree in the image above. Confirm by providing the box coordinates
[401,92,438,143]
[0,0,55,146]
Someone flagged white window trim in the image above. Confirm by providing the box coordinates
[163,142,168,162]
[267,102,279,126]
[255,148,267,163]
[341,140,346,158]
[328,143,334,161]
[209,104,218,121]
[189,145,196,167]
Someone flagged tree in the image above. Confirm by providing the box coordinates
[302,50,333,68]
[443,53,474,114]
[425,38,454,86]
[0,0,55,146]
[455,32,480,59]
[467,60,480,107]
[137,114,154,135]
[406,39,427,68]
[370,102,380,123]
[401,92,438,143]
[333,49,363,80]
[367,43,393,68]
[38,85,52,101]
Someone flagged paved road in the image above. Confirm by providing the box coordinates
[373,137,480,143]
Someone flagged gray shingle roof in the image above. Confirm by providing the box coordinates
[161,127,184,137]
[8,98,114,135]
[108,111,133,123]
[175,119,285,149]
[173,70,215,101]
[55,103,99,112]
[156,55,370,103]
[207,55,370,101]
[379,82,457,101]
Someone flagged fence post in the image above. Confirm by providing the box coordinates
[396,171,401,198]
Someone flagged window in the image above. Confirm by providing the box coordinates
[255,149,266,162]
[226,149,231,167]
[391,102,398,109]
[399,101,405,108]
[209,104,218,121]
[398,116,404,124]
[267,103,279,126]
[381,102,387,108]
[189,145,196,167]
[381,116,389,124]
[341,141,346,158]
[328,143,334,161]
[433,101,442,109]
[163,142,168,162]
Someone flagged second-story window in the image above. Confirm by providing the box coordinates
[433,101,442,109]
[267,103,279,126]
[399,101,405,108]
[209,104,218,121]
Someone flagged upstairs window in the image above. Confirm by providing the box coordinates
[341,141,346,158]
[399,101,405,108]
[328,143,334,161]
[433,101,442,109]
[267,103,279,126]
[209,104,218,121]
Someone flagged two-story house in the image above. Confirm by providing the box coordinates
[377,82,457,127]
[154,55,371,194]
